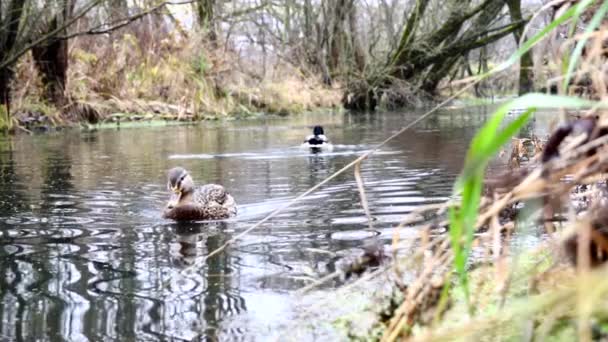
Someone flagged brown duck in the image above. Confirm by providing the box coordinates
[163,167,237,221]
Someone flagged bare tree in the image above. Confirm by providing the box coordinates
[343,0,528,110]
[0,0,179,113]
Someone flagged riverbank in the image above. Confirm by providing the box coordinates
[6,33,342,132]
[9,97,343,133]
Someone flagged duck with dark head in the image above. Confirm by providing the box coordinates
[163,167,237,221]
[301,125,333,152]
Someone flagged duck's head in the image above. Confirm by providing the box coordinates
[166,167,195,209]
[313,125,324,136]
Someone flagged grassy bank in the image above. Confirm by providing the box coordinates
[8,31,341,131]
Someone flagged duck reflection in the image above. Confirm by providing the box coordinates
[174,231,198,267]
[306,153,332,180]
[170,222,223,267]
[168,221,245,339]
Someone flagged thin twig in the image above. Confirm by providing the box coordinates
[354,160,374,230]
[59,1,195,40]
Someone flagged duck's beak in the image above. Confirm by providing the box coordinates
[167,186,181,209]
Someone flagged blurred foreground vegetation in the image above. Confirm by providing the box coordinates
[317,1,608,341]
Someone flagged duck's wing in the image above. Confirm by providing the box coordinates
[196,184,230,204]
[317,134,329,142]
[195,184,237,217]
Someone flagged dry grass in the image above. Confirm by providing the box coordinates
[9,24,340,125]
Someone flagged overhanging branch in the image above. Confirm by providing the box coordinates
[0,0,102,70]
[58,0,196,39]
[0,0,197,70]
[424,20,526,68]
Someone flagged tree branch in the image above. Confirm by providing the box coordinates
[0,0,102,70]
[424,20,526,68]
[426,0,498,48]
[57,0,196,40]
[390,0,430,66]
[216,3,267,21]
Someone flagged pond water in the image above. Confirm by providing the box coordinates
[0,107,546,341]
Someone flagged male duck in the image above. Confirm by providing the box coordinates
[163,167,237,221]
[301,125,333,152]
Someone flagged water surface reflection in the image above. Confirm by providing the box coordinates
[0,108,542,340]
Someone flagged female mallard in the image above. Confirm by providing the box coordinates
[162,167,237,221]
[301,125,333,152]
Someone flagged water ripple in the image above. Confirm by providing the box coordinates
[0,108,511,340]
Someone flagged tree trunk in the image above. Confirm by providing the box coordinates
[32,22,69,106]
[506,0,534,95]
[390,0,431,68]
[31,0,75,107]
[196,0,217,42]
[391,0,500,80]
[348,1,365,73]
[421,0,506,93]
[0,0,27,108]
[327,0,348,73]
[314,3,333,85]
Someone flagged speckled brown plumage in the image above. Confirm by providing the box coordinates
[163,167,237,221]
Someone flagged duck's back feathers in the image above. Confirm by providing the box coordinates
[194,184,237,219]
[195,184,230,204]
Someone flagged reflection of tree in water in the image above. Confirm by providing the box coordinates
[167,222,245,340]
[0,248,29,340]
[39,146,85,340]
[203,223,245,339]
[0,143,27,215]
[0,142,32,340]
[518,118,536,138]
[0,142,83,340]
[41,158,74,206]
[344,111,381,126]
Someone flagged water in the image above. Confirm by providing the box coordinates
[0,107,544,341]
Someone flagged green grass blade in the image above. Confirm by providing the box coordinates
[560,0,595,77]
[568,0,596,36]
[450,93,603,314]
[562,0,608,90]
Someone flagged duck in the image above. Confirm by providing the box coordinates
[162,167,237,221]
[301,125,333,152]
